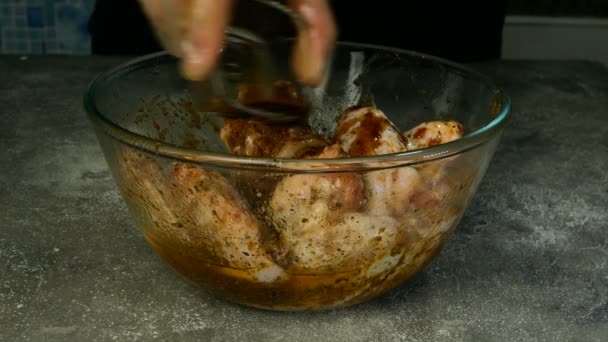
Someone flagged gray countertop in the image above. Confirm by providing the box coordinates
[1,56,607,342]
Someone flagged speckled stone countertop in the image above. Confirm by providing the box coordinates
[1,56,607,342]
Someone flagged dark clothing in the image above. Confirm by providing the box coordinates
[89,0,162,55]
[89,1,507,62]
[331,2,507,62]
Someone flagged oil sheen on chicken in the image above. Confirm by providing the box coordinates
[119,102,471,310]
[116,149,285,283]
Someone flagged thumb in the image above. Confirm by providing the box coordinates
[180,0,233,81]
[289,0,337,86]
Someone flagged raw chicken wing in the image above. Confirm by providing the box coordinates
[220,119,330,158]
[336,106,421,216]
[117,149,285,282]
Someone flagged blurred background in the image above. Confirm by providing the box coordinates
[0,0,606,65]
[0,0,93,55]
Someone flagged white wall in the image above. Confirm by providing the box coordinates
[502,16,608,65]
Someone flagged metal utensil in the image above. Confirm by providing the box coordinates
[191,0,311,123]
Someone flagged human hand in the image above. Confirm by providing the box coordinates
[138,0,336,85]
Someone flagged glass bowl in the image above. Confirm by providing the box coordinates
[83,42,510,311]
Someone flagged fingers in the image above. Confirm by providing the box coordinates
[181,0,233,81]
[139,0,335,84]
[138,0,233,81]
[289,0,337,86]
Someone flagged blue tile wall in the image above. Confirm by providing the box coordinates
[0,0,94,54]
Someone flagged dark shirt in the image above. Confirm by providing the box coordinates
[89,1,507,62]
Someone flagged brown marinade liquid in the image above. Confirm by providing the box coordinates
[142,229,438,311]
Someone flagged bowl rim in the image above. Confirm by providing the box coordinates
[83,42,511,172]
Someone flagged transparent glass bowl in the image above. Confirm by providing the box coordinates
[84,42,510,311]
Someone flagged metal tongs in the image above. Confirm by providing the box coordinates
[191,0,312,123]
